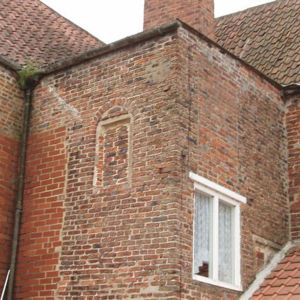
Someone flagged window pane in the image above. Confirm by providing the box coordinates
[194,192,212,278]
[218,201,234,283]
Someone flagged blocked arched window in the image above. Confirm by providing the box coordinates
[93,107,132,190]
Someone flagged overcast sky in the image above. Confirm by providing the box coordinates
[41,0,275,43]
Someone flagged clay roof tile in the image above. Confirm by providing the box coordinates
[216,0,300,85]
[249,247,300,299]
[0,0,104,68]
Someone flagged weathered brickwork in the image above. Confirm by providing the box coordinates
[144,0,215,40]
[173,27,288,299]
[16,33,183,299]
[0,65,23,287]
[1,0,299,298]
[13,24,290,299]
[285,95,300,240]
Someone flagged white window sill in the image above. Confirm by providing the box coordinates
[193,274,243,292]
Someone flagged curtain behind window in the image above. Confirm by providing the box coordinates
[194,193,212,277]
[218,201,233,283]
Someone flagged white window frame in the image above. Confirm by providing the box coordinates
[189,171,246,291]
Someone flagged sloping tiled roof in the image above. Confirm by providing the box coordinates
[251,247,300,300]
[0,0,104,69]
[216,0,300,86]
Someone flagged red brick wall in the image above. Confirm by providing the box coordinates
[15,25,288,299]
[0,65,23,288]
[16,127,67,299]
[16,33,182,299]
[286,95,300,240]
[175,27,288,299]
[144,0,215,40]
[15,79,68,298]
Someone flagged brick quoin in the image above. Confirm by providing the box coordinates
[0,65,23,288]
[144,0,215,40]
[13,24,289,299]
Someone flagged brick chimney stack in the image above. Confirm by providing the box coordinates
[143,0,215,40]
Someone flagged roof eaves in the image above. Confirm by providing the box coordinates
[40,21,181,76]
[283,84,300,97]
[39,19,282,92]
[0,54,21,72]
